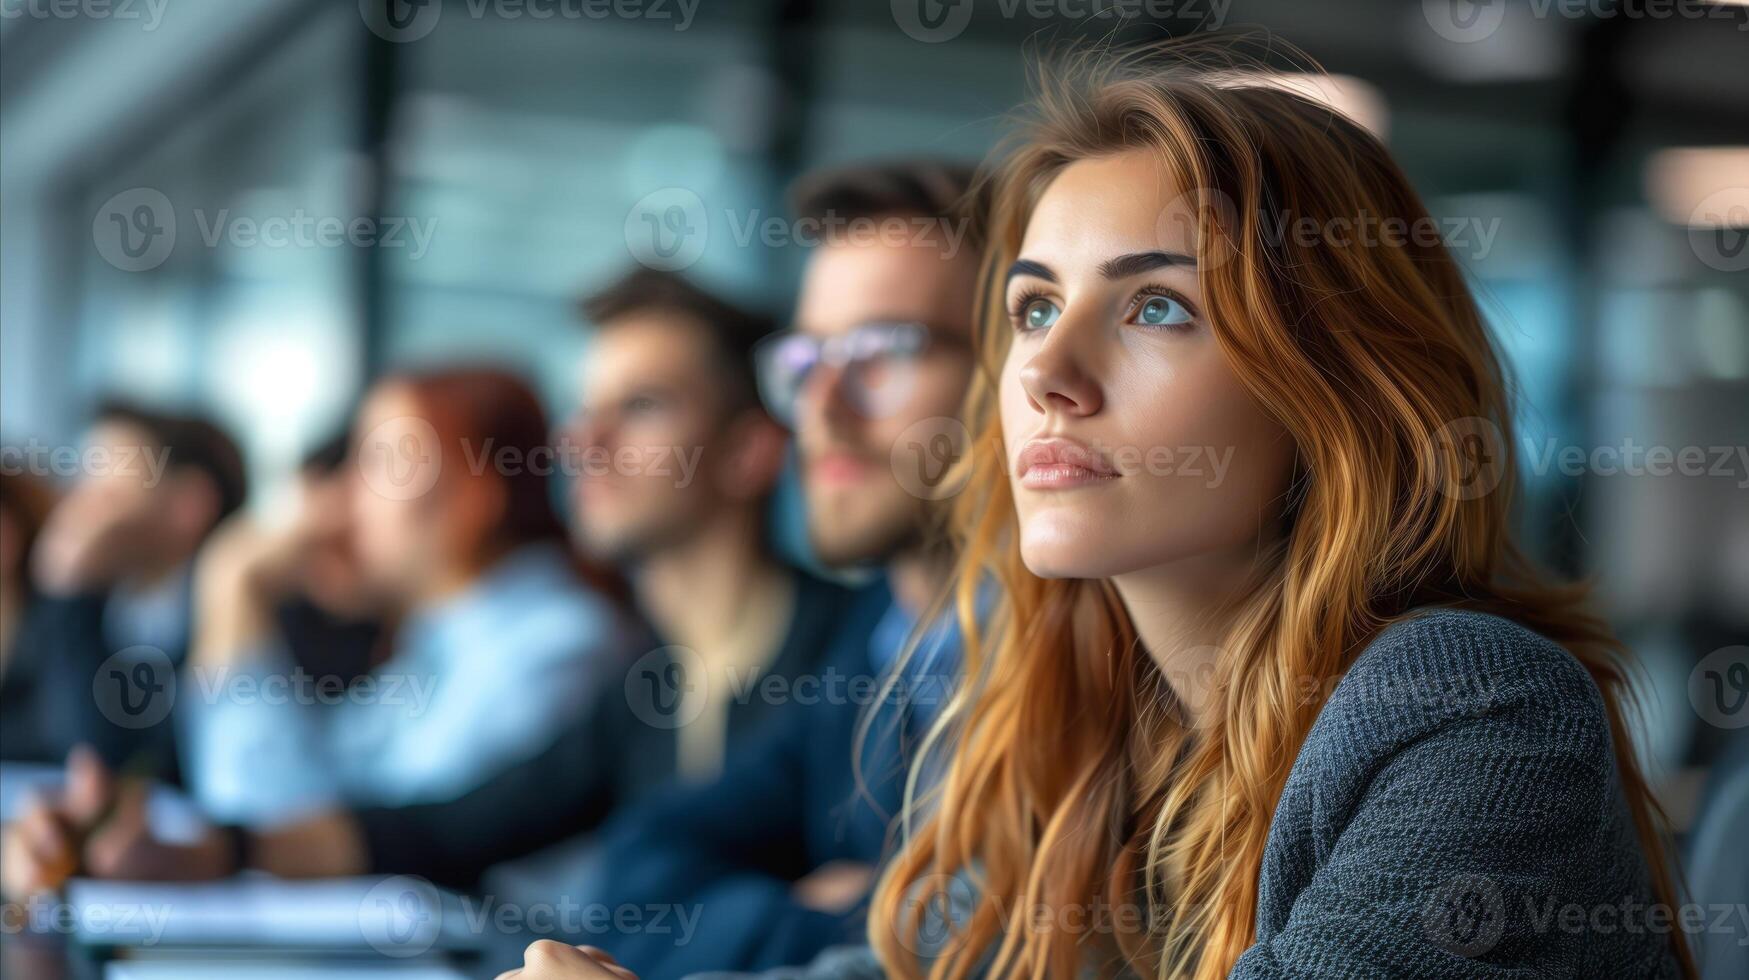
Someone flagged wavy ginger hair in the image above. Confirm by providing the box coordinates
[867,40,1692,980]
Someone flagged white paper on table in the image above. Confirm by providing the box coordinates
[65,875,480,954]
[106,959,469,980]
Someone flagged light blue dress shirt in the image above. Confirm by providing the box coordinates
[183,542,635,824]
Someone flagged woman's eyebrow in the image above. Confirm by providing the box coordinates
[1099,250,1196,279]
[1006,258,1056,284]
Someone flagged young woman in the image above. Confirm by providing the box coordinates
[491,41,1694,980]
[859,43,1694,980]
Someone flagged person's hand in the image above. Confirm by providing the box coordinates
[79,779,234,883]
[192,517,307,667]
[494,941,638,979]
[30,487,143,596]
[1,746,115,899]
[1,797,79,900]
[199,516,310,598]
[792,860,876,913]
[0,747,232,901]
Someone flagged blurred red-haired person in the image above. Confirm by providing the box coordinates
[178,367,641,822]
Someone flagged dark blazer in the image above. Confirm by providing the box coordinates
[582,581,928,980]
[0,591,186,784]
[351,571,876,892]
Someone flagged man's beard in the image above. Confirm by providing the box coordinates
[805,489,924,569]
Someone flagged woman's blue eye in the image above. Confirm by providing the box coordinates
[1133,295,1191,327]
[1020,297,1060,330]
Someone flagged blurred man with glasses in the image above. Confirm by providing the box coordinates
[496,159,985,980]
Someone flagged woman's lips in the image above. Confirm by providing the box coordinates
[1018,462,1120,490]
[1015,438,1119,490]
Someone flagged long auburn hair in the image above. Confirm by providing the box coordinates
[868,38,1692,980]
[376,367,627,602]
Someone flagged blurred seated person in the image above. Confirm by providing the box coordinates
[1,269,883,898]
[171,430,391,735]
[181,367,641,823]
[556,159,981,979]
[263,430,394,687]
[0,402,246,780]
[0,468,57,683]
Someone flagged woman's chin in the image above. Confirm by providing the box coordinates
[1019,539,1115,581]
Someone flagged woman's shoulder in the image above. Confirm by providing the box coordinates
[1261,609,1677,978]
[1337,606,1604,712]
[1310,606,1612,766]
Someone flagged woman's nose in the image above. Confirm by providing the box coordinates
[1018,328,1103,418]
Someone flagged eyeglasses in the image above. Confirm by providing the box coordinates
[753,321,938,427]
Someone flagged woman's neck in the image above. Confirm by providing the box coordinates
[1112,546,1268,729]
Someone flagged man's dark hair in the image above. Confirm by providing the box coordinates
[298,428,352,477]
[787,158,986,252]
[93,400,248,524]
[579,268,774,413]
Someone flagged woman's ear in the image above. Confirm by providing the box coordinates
[714,411,790,504]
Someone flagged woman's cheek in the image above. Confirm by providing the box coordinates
[997,358,1032,458]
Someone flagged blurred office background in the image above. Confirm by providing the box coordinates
[2,0,1746,799]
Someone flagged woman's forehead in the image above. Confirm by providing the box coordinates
[1020,151,1196,261]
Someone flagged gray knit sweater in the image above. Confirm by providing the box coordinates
[710,608,1686,979]
[1229,607,1682,978]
